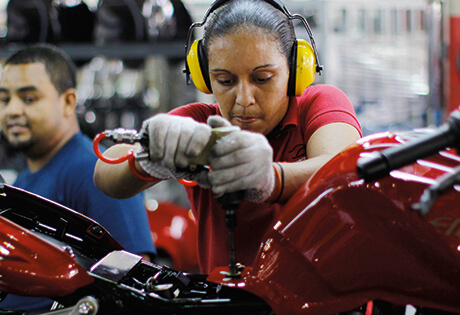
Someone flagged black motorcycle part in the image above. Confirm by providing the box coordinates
[357,110,460,182]
[0,184,123,261]
[0,185,272,314]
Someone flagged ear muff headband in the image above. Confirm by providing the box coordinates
[184,0,323,96]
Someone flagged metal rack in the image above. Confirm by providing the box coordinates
[0,41,185,60]
[318,0,431,134]
[286,0,435,134]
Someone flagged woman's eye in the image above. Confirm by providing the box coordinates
[217,78,234,86]
[254,75,272,83]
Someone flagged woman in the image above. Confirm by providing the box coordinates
[94,0,362,274]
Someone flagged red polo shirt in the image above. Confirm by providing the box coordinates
[169,84,361,274]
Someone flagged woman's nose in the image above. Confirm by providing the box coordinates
[235,80,255,107]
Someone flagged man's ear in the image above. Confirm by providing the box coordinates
[62,88,77,117]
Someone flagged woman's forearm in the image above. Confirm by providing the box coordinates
[276,155,333,203]
[277,122,361,203]
[94,144,158,199]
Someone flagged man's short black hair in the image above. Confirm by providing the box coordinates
[5,44,77,95]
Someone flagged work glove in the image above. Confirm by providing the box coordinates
[137,114,212,185]
[206,116,275,203]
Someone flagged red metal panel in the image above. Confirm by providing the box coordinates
[0,216,94,297]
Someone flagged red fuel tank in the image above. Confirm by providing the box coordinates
[210,130,460,315]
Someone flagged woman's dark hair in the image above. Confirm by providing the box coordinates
[4,44,77,95]
[202,0,295,64]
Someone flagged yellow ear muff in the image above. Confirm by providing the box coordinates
[186,39,212,94]
[294,39,316,96]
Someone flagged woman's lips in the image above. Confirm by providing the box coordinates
[234,116,257,124]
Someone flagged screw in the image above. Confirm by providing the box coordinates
[78,301,95,315]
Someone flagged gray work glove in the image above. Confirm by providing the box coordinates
[207,115,233,129]
[137,114,212,185]
[206,116,275,203]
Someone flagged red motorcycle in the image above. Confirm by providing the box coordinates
[1,111,460,315]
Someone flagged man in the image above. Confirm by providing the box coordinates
[0,44,156,313]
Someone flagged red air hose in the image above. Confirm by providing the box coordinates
[93,132,197,186]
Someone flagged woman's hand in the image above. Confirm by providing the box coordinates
[207,123,275,202]
[138,114,212,180]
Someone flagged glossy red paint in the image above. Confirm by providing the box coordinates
[147,202,199,272]
[0,216,94,297]
[210,131,460,314]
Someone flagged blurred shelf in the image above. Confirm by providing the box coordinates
[0,41,186,61]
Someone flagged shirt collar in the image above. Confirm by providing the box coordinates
[281,96,299,129]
